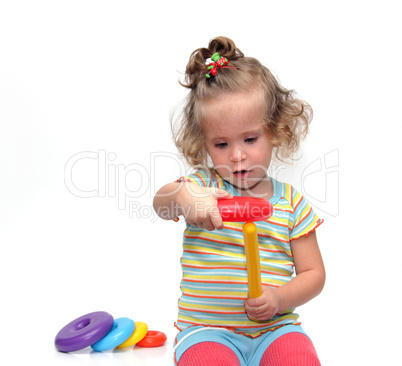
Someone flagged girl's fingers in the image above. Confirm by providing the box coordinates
[211,188,233,199]
[210,206,224,230]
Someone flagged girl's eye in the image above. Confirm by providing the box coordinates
[215,142,227,148]
[245,137,257,144]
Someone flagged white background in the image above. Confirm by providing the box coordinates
[1,1,401,365]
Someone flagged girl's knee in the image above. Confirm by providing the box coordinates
[260,332,321,366]
[178,341,241,366]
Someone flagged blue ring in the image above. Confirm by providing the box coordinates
[91,317,135,351]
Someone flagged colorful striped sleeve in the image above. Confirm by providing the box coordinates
[175,170,223,189]
[289,187,323,241]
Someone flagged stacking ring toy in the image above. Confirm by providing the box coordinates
[91,317,135,352]
[136,330,167,347]
[54,311,114,352]
[217,196,273,222]
[116,321,148,349]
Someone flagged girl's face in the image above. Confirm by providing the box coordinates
[202,88,274,197]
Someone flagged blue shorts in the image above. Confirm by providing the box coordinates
[173,324,308,365]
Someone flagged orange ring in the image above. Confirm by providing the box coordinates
[135,330,167,347]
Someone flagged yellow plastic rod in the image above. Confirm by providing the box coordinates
[242,222,262,299]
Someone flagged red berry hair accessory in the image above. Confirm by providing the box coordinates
[205,52,236,78]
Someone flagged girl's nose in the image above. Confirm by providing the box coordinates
[230,148,246,162]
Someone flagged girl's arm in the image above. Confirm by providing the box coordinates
[153,182,232,230]
[245,231,325,321]
[153,182,186,221]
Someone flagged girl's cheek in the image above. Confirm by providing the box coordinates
[215,166,231,178]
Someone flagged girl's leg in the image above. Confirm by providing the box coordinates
[259,332,321,366]
[178,341,241,366]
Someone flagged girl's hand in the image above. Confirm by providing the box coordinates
[244,285,282,322]
[176,183,232,231]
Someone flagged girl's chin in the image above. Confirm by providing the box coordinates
[223,176,271,195]
[226,178,259,191]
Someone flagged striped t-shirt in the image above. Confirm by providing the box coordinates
[175,170,323,338]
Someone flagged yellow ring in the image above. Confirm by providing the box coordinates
[116,321,148,349]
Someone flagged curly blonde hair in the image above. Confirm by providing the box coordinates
[171,36,312,168]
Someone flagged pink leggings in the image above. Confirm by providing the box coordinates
[178,332,321,366]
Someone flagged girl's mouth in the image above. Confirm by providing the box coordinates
[233,170,251,179]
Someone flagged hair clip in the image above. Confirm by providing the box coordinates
[205,52,235,78]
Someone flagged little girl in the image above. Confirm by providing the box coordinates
[153,36,325,366]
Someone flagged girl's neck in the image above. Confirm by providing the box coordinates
[226,174,274,199]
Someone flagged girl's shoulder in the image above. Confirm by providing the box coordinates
[270,177,323,239]
[271,177,311,213]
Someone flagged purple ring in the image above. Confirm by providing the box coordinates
[55,311,114,352]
